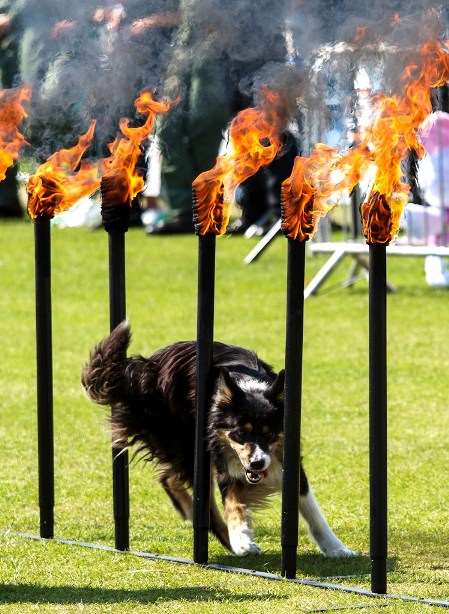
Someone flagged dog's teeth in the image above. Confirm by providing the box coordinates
[246,471,262,484]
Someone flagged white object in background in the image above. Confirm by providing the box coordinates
[51,198,101,229]
[143,137,162,197]
[425,255,449,288]
[404,204,444,244]
[143,131,229,199]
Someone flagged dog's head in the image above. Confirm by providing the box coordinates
[212,367,284,485]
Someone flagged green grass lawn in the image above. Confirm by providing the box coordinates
[0,220,448,612]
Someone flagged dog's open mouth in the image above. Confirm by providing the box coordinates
[245,470,268,484]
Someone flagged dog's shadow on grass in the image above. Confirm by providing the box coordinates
[0,583,280,605]
[212,552,397,580]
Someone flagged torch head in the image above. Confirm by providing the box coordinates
[361,191,407,244]
[100,173,132,233]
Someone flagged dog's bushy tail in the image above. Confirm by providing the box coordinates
[82,321,131,406]
[83,321,158,451]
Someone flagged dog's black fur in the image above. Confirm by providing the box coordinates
[82,322,353,557]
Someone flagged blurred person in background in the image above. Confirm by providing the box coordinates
[0,0,21,217]
[94,0,181,224]
[149,0,297,234]
[0,1,98,216]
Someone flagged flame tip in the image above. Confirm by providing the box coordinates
[102,91,173,205]
[27,123,99,219]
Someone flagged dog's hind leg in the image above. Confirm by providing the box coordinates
[159,469,193,521]
[209,491,231,550]
[299,467,356,557]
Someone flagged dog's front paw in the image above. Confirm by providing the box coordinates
[232,539,261,556]
[229,528,261,556]
[322,542,357,558]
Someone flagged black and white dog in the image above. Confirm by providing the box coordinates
[82,322,355,557]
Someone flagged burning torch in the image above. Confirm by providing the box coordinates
[0,85,31,182]
[356,38,449,593]
[27,121,99,538]
[361,189,407,594]
[100,91,172,550]
[192,97,283,563]
[280,146,340,579]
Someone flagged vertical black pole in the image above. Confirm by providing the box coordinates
[438,86,449,245]
[34,215,54,539]
[108,229,130,551]
[350,70,361,242]
[407,150,423,206]
[281,238,306,579]
[369,244,388,594]
[350,185,361,239]
[441,84,449,113]
[193,233,216,564]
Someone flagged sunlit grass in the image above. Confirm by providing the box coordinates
[0,221,448,612]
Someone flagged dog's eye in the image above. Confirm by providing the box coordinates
[243,422,253,433]
[262,425,270,434]
[228,429,244,444]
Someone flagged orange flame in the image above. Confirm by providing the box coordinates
[283,38,449,244]
[0,85,31,181]
[281,141,373,241]
[193,92,283,235]
[281,145,339,241]
[101,90,172,206]
[360,39,449,243]
[27,121,100,219]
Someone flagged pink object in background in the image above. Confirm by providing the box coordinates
[416,112,449,242]
[415,112,449,286]
[420,111,449,155]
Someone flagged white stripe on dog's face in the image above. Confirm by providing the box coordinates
[237,378,269,393]
[249,444,271,471]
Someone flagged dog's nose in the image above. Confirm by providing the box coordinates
[249,459,265,471]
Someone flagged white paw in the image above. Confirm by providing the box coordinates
[229,529,261,556]
[322,542,358,558]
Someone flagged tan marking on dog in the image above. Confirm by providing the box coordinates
[227,438,253,466]
[270,434,284,462]
[210,488,231,549]
[216,431,244,479]
[243,422,253,433]
[224,483,247,526]
[159,469,193,520]
[217,381,233,404]
[218,430,254,469]
[223,482,261,555]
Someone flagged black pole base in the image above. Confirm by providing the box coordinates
[39,515,54,539]
[281,546,297,579]
[371,558,387,594]
[193,528,209,565]
[113,446,130,552]
[114,517,129,552]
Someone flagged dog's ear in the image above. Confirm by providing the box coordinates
[266,369,285,403]
[214,367,242,404]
